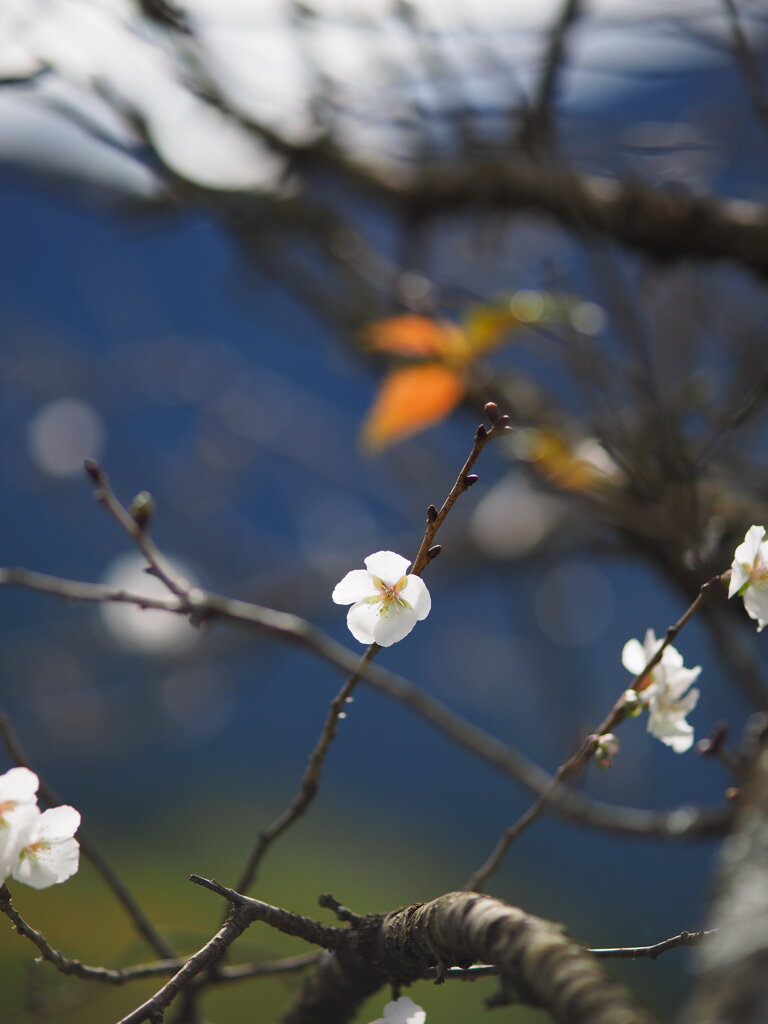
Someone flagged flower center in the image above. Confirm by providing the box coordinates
[373,575,408,612]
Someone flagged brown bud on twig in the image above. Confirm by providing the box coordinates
[427,544,442,561]
[475,424,488,441]
[427,504,439,522]
[697,721,728,757]
[463,474,479,490]
[129,491,156,531]
[83,458,102,484]
[484,401,501,424]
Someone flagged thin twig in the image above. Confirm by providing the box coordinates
[84,460,189,598]
[113,904,255,1024]
[410,407,510,576]
[588,928,715,960]
[190,875,347,949]
[234,406,510,894]
[0,709,174,961]
[232,644,377,894]
[443,927,715,978]
[464,573,726,890]
[0,883,320,985]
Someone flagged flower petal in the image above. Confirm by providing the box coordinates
[402,574,431,620]
[346,601,380,645]
[12,835,80,889]
[621,638,647,676]
[730,525,765,597]
[364,551,411,585]
[38,806,81,841]
[382,996,427,1024]
[0,767,39,805]
[648,711,694,753]
[374,605,417,647]
[0,803,39,882]
[743,584,768,632]
[333,569,377,606]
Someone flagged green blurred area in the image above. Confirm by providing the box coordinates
[0,797,554,1024]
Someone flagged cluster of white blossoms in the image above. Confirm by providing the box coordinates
[622,630,702,753]
[333,551,431,648]
[369,996,426,1024]
[729,525,768,631]
[0,767,80,890]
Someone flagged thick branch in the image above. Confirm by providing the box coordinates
[280,892,659,1024]
[382,161,768,281]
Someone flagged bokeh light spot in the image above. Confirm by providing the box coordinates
[28,397,105,477]
[99,552,199,655]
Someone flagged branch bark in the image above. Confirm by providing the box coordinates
[280,892,659,1024]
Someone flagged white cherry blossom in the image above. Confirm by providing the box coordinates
[11,805,81,890]
[729,525,768,632]
[622,629,701,753]
[0,767,40,882]
[333,551,431,647]
[369,996,427,1024]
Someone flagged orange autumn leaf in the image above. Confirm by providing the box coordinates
[361,363,464,452]
[364,315,468,361]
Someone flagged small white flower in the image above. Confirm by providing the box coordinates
[369,996,427,1024]
[729,525,768,632]
[622,629,701,753]
[332,551,431,647]
[11,805,81,890]
[0,767,40,883]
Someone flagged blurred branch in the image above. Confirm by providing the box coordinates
[722,0,768,135]
[0,708,174,961]
[682,714,768,1023]
[520,0,583,150]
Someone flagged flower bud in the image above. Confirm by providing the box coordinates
[129,491,155,531]
[621,689,643,717]
[593,733,619,768]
